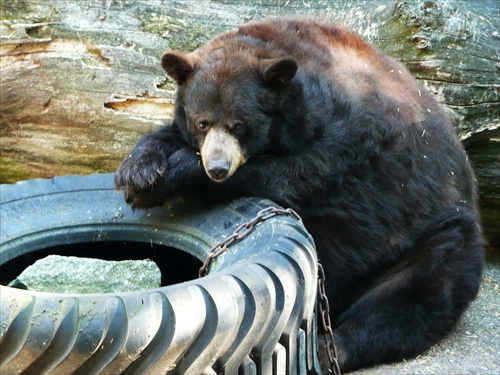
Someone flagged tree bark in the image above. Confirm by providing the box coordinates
[1,1,498,251]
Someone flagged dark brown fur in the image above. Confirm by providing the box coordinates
[115,18,484,372]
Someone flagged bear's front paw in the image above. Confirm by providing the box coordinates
[114,147,168,209]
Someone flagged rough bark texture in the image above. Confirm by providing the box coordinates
[0,0,498,249]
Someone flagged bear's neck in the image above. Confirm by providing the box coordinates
[274,72,343,154]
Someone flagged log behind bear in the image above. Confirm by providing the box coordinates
[115,18,484,372]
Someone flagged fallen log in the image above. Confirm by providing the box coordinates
[1,0,498,248]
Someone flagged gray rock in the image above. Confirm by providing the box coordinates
[8,254,162,294]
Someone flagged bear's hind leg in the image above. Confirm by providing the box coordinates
[332,209,483,372]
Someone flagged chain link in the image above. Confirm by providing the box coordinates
[317,262,342,374]
[198,206,341,374]
[198,206,302,278]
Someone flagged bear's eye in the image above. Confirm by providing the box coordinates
[232,121,246,136]
[196,120,210,131]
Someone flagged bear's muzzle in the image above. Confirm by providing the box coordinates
[206,159,231,180]
[200,128,246,182]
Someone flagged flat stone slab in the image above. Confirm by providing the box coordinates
[8,254,162,293]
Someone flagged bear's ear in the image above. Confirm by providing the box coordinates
[261,57,298,84]
[161,51,195,84]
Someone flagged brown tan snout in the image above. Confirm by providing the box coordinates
[200,128,246,182]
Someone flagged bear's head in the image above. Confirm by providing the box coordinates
[162,48,298,182]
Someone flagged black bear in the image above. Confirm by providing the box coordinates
[115,18,484,372]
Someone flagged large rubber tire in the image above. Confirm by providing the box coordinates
[0,174,321,374]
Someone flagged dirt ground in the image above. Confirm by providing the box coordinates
[349,261,500,375]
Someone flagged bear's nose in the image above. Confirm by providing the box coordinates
[207,160,230,181]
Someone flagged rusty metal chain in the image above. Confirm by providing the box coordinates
[198,205,341,374]
[317,262,342,375]
[198,206,302,278]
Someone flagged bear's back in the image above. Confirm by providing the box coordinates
[196,18,441,124]
[237,18,371,68]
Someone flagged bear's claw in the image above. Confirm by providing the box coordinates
[114,146,169,208]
